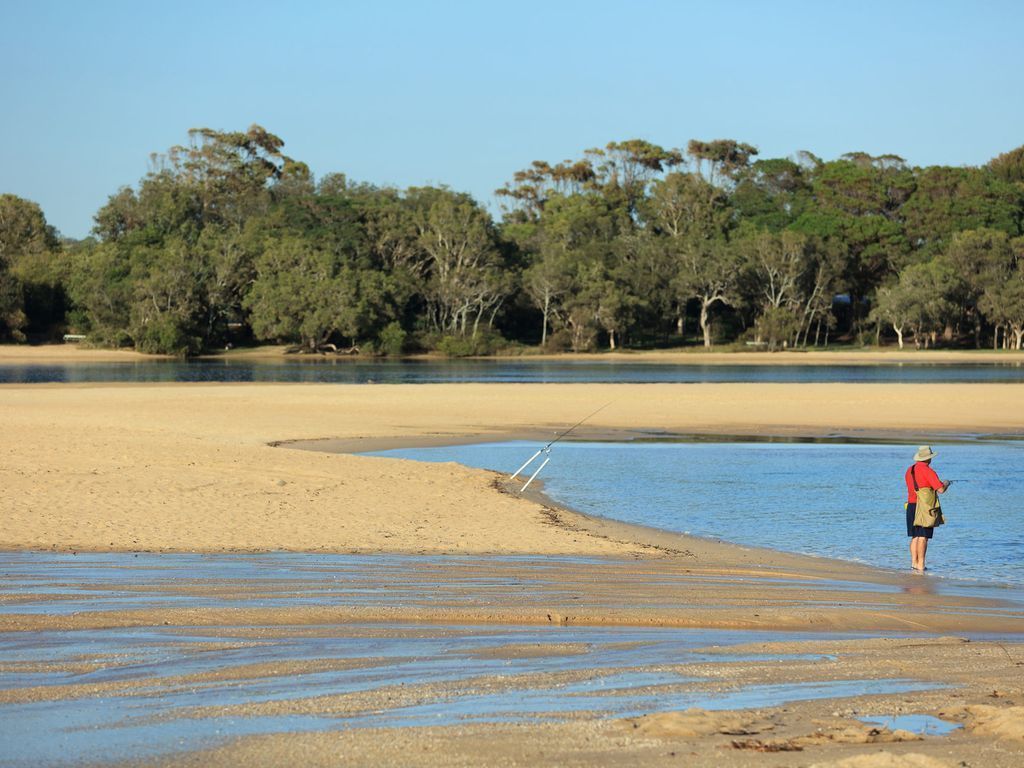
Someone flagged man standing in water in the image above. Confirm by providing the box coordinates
[905,446,951,572]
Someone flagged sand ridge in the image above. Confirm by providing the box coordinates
[2,382,1024,559]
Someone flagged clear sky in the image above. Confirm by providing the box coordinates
[2,0,1022,239]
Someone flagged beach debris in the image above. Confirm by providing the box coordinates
[729,738,802,752]
[283,343,359,355]
[794,724,922,745]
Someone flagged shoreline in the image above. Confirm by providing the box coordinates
[282,430,935,589]
[4,542,1023,636]
[4,342,1024,366]
[287,430,1024,599]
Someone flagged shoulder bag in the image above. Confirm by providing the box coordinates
[911,465,945,528]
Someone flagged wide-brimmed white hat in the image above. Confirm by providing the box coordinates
[914,445,937,462]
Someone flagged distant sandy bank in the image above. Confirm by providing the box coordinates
[0,345,165,362]
[3,343,1024,365]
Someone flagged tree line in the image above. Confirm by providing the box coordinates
[2,126,1023,355]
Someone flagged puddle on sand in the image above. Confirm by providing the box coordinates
[348,677,945,730]
[0,623,947,768]
[859,713,963,735]
[0,551,926,619]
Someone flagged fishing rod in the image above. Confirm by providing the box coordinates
[510,401,613,492]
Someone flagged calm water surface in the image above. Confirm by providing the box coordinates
[367,440,1024,586]
[4,358,1024,383]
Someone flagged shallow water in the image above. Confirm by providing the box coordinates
[0,617,938,767]
[4,358,1024,384]
[859,713,962,735]
[2,551,1015,621]
[367,439,1024,586]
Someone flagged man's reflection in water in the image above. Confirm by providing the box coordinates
[902,580,938,596]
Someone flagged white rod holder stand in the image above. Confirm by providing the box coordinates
[510,448,544,481]
[520,454,550,493]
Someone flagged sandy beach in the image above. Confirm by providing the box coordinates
[2,365,1023,766]
[0,345,165,362]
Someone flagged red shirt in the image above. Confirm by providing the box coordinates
[905,461,943,504]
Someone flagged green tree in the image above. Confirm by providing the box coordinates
[80,125,302,353]
[754,306,802,351]
[900,167,1022,260]
[353,186,425,334]
[0,194,65,340]
[870,259,958,349]
[976,236,1024,349]
[244,236,387,351]
[585,139,684,214]
[128,238,207,354]
[66,241,133,344]
[739,230,821,348]
[687,139,759,186]
[536,193,622,351]
[791,157,914,336]
[944,228,1015,346]
[988,145,1024,185]
[496,139,681,221]
[796,238,844,347]
[409,188,510,339]
[731,157,811,232]
[979,270,1024,349]
[522,248,567,347]
[160,124,291,231]
[241,185,403,352]
[647,173,736,347]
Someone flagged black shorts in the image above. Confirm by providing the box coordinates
[906,503,934,539]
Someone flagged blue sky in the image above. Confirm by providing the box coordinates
[2,0,1022,238]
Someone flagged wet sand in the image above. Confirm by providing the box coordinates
[4,617,1020,768]
[3,550,1023,636]
[133,636,1024,768]
[3,556,1023,768]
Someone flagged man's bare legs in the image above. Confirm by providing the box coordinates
[910,536,929,571]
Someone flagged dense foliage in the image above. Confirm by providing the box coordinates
[2,126,1023,354]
